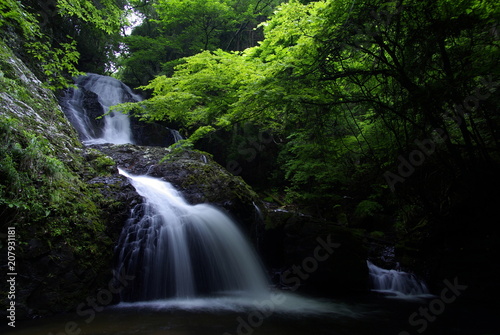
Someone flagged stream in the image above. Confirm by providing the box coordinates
[2,295,497,335]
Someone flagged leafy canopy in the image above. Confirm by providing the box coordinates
[1,0,125,89]
[117,0,280,87]
[117,0,500,215]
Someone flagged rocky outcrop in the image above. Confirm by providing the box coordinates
[92,143,370,296]
[262,209,369,296]
[130,119,177,147]
[92,143,262,232]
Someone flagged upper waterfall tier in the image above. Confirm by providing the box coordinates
[60,73,139,145]
[60,73,186,147]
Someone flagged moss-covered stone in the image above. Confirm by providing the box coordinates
[82,147,117,176]
[93,143,263,234]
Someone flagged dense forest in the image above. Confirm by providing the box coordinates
[120,0,500,248]
[3,0,500,218]
[1,0,500,331]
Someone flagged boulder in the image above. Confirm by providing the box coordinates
[91,143,263,234]
[262,209,369,297]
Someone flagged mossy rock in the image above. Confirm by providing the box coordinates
[0,40,136,319]
[92,143,262,234]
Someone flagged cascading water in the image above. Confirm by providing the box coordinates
[167,127,184,143]
[60,74,271,302]
[116,169,270,302]
[59,74,355,314]
[60,73,139,144]
[367,261,431,298]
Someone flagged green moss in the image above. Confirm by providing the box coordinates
[0,117,110,257]
[369,231,385,239]
[95,155,115,170]
[0,41,115,273]
[83,148,116,176]
[354,200,383,218]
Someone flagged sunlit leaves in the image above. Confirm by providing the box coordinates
[0,0,41,40]
[128,49,263,127]
[1,0,125,89]
[58,0,124,34]
[119,0,500,206]
[27,38,82,90]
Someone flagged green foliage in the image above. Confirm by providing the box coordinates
[154,0,236,51]
[1,0,77,89]
[117,0,500,224]
[117,0,280,87]
[369,230,385,239]
[27,39,82,90]
[118,49,266,130]
[85,148,116,175]
[159,126,216,162]
[0,116,106,254]
[1,0,125,88]
[0,0,40,40]
[57,0,123,34]
[354,200,383,218]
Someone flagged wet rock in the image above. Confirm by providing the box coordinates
[262,210,369,297]
[130,119,178,147]
[92,143,262,232]
[0,41,138,319]
[80,87,105,137]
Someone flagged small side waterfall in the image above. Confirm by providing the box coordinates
[116,169,269,301]
[61,73,139,144]
[367,261,430,298]
[167,127,184,143]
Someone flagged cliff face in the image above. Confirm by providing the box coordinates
[0,40,138,318]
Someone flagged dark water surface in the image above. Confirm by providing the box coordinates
[2,294,498,335]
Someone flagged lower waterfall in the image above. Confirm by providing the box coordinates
[115,169,269,301]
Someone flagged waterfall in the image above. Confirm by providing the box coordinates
[61,73,139,145]
[116,169,269,301]
[59,80,101,142]
[168,127,184,143]
[367,261,431,298]
[58,74,348,313]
